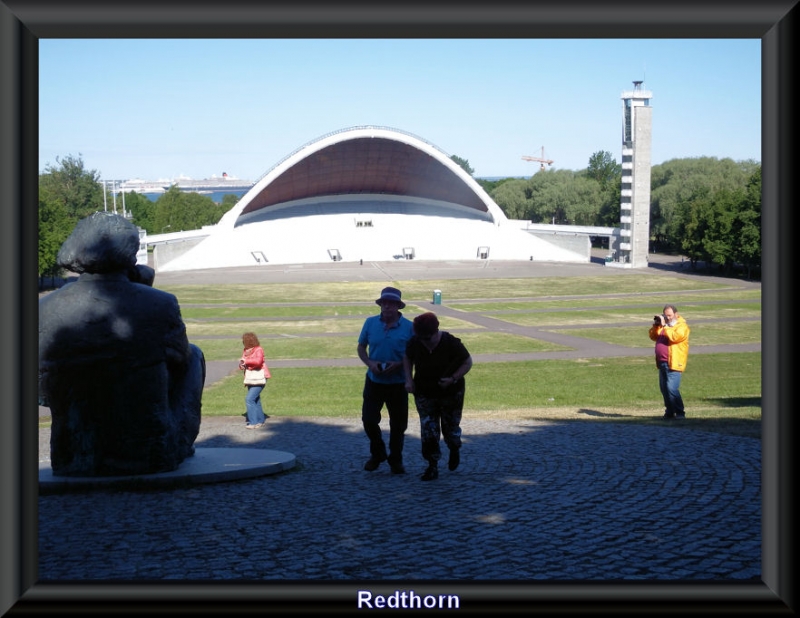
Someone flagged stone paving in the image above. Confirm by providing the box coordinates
[38,415,761,582]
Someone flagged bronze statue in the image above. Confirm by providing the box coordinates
[39,212,205,476]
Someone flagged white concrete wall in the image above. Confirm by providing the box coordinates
[156,213,589,272]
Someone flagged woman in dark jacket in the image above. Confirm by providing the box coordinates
[403,312,473,480]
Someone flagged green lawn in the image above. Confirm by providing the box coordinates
[487,303,760,327]
[160,275,763,439]
[547,320,761,348]
[160,274,734,304]
[193,331,570,362]
[201,353,761,438]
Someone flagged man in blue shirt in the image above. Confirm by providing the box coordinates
[357,286,414,474]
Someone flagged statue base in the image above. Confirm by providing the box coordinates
[39,447,295,494]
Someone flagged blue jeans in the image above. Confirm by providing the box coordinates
[245,384,266,425]
[658,362,685,417]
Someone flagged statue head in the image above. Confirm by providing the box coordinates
[57,211,140,274]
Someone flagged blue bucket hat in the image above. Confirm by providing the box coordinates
[375,286,405,309]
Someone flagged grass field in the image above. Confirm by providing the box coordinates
[35,273,762,440]
[157,273,762,440]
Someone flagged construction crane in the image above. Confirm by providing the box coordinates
[522,146,554,172]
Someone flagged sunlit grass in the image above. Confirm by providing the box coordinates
[186,318,368,337]
[200,353,761,438]
[158,276,763,440]
[484,304,761,327]
[450,289,761,311]
[184,314,479,337]
[454,331,571,354]
[192,330,572,362]
[161,274,731,304]
[180,304,375,319]
[388,275,730,299]
[546,320,761,347]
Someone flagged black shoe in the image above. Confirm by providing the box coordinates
[421,465,438,481]
[364,456,386,471]
[675,414,686,420]
[448,449,460,471]
[662,412,675,419]
[389,463,406,474]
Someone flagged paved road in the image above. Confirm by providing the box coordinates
[34,255,764,612]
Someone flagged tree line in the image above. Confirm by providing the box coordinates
[38,152,761,285]
[38,155,234,285]
[454,152,761,279]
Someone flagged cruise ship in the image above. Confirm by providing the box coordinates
[117,178,168,194]
[163,172,254,193]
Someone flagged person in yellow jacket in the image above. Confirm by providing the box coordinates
[649,304,690,419]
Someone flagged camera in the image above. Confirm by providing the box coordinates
[653,314,664,324]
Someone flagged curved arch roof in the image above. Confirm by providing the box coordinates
[218,126,508,229]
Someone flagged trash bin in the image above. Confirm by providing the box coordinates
[605,254,613,263]
[432,289,442,305]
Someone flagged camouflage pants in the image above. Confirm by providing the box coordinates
[414,390,463,464]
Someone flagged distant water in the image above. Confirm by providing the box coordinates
[141,189,250,204]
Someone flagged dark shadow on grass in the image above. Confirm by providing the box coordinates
[704,396,761,408]
[573,408,760,439]
[576,408,627,418]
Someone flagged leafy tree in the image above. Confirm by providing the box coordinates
[38,154,104,284]
[582,151,623,227]
[123,191,158,233]
[221,193,241,209]
[596,174,622,227]
[490,179,530,220]
[450,155,474,176]
[153,186,227,234]
[672,177,760,277]
[730,166,761,278]
[38,185,72,286]
[492,155,619,226]
[586,150,621,190]
[650,157,757,251]
[526,169,602,224]
[181,191,227,228]
[673,187,712,268]
[701,189,740,273]
[39,154,103,221]
[561,176,604,225]
[477,177,515,194]
[461,155,760,278]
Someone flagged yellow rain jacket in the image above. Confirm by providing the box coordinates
[649,314,690,372]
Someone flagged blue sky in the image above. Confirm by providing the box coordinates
[39,39,760,182]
